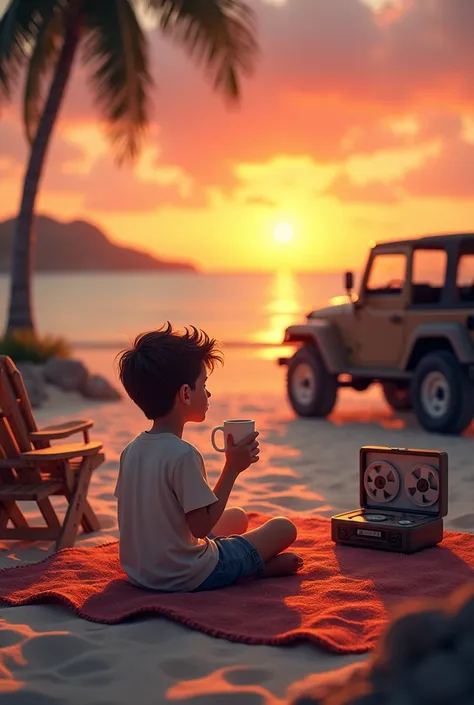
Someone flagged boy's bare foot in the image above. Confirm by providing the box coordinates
[261,552,303,578]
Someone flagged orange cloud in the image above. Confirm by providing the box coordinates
[0,118,205,211]
[0,118,84,175]
[3,0,474,192]
[82,156,207,212]
[9,0,469,189]
[2,0,474,271]
[403,136,474,199]
[326,173,401,203]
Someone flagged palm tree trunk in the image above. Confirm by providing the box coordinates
[5,13,83,337]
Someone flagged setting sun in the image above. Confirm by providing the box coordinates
[273,222,295,244]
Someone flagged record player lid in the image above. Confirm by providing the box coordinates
[359,446,448,518]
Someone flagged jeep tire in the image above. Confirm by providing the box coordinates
[411,351,474,435]
[382,382,412,412]
[287,345,338,417]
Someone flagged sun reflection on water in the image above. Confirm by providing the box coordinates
[252,271,304,360]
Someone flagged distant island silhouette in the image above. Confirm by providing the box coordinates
[0,215,197,273]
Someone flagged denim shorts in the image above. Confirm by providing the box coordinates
[193,534,265,591]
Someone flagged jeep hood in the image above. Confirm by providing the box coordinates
[307,300,353,320]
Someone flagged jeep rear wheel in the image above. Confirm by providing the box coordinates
[411,351,474,434]
[382,382,412,412]
[287,346,337,417]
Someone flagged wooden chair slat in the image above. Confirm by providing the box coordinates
[0,413,20,458]
[2,357,38,433]
[0,365,32,452]
[0,413,42,484]
[0,481,63,501]
[1,527,61,541]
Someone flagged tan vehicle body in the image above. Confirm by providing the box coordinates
[281,234,474,434]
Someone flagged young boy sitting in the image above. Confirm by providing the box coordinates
[114,323,302,592]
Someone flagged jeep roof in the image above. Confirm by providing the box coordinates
[373,232,474,250]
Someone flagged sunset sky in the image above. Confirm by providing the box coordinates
[1,0,474,272]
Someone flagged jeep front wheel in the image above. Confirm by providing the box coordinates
[382,382,412,411]
[411,351,474,434]
[287,346,338,417]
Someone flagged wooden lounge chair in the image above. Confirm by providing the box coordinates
[0,355,104,550]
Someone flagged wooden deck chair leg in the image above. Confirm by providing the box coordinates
[0,496,57,540]
[61,465,100,535]
[2,502,29,529]
[56,456,96,551]
[62,456,101,534]
[79,452,102,533]
[80,500,101,533]
[0,478,28,538]
[64,496,100,535]
[0,464,30,532]
[0,501,15,530]
[0,505,8,530]
[37,498,61,533]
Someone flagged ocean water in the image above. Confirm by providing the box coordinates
[0,271,348,347]
[0,270,351,394]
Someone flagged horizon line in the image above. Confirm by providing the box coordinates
[0,268,350,276]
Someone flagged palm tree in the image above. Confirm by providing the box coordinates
[0,0,257,336]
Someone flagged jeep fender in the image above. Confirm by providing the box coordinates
[283,322,348,374]
[402,322,474,369]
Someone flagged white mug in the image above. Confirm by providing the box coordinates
[211,419,255,453]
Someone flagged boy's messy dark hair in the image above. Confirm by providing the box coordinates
[116,323,223,419]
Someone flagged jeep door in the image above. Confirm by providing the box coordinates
[353,248,409,367]
[403,247,450,345]
[454,245,474,345]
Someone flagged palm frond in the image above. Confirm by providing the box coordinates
[24,6,66,144]
[0,0,62,100]
[82,0,152,164]
[144,0,258,101]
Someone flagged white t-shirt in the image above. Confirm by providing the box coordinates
[114,432,219,592]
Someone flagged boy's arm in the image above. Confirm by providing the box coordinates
[186,431,259,539]
[186,432,259,538]
[186,465,238,539]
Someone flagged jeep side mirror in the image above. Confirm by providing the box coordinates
[344,271,354,294]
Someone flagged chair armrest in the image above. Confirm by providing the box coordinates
[30,419,93,442]
[20,441,103,462]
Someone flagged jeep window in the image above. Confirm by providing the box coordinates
[411,248,447,305]
[366,253,406,295]
[457,252,474,302]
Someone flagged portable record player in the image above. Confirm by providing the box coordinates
[331,446,448,553]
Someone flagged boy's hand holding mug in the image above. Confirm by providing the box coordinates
[211,419,260,474]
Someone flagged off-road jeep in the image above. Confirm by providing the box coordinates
[279,233,474,435]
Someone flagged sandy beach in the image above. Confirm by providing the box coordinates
[2,0,474,699]
[1,348,473,703]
